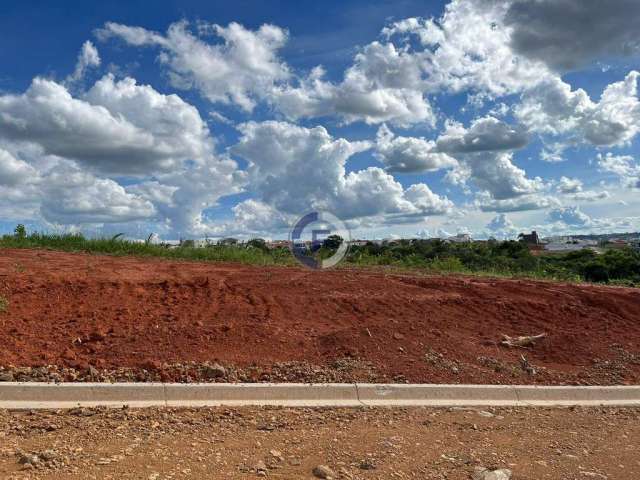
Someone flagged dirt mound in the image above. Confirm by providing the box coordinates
[0,248,639,384]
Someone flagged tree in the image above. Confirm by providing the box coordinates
[322,234,343,250]
[14,224,26,239]
[247,238,268,251]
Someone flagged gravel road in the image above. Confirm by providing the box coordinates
[1,406,638,479]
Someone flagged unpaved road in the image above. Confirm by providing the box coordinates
[1,406,638,479]
[1,248,640,385]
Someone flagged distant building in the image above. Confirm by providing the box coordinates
[160,239,181,249]
[606,239,630,250]
[348,240,369,247]
[266,240,290,249]
[193,239,214,248]
[544,237,598,252]
[446,233,472,243]
[518,231,540,245]
[218,237,239,246]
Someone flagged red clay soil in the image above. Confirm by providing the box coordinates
[0,248,639,385]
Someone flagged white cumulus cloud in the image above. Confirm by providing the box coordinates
[0,148,37,186]
[598,152,640,189]
[435,116,528,153]
[0,75,214,175]
[435,117,543,208]
[516,71,640,147]
[66,41,101,85]
[231,121,452,222]
[98,20,290,112]
[547,206,593,227]
[557,176,583,194]
[374,124,456,173]
[272,43,437,127]
[40,163,155,224]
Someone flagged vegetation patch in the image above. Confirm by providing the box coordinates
[1,227,639,285]
[0,296,8,313]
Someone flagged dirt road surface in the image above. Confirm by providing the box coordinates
[1,406,638,479]
[1,248,639,385]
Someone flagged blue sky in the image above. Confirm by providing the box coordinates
[0,0,639,240]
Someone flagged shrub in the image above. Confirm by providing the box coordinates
[583,263,610,283]
[247,238,268,252]
[428,256,466,273]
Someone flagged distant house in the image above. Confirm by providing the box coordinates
[218,237,239,246]
[606,239,630,250]
[544,237,598,252]
[267,240,290,249]
[518,231,540,245]
[349,240,369,247]
[193,239,215,248]
[160,240,181,249]
[446,233,472,243]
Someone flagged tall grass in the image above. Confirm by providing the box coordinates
[0,232,631,285]
[343,250,583,282]
[0,232,296,266]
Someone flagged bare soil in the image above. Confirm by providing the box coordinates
[1,248,639,385]
[1,406,638,479]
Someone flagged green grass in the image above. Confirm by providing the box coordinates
[1,232,637,286]
[342,250,584,283]
[0,232,296,267]
[0,295,8,313]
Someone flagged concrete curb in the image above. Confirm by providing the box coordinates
[1,383,639,409]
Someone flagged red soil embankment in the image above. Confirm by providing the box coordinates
[1,248,639,384]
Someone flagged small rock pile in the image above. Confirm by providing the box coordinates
[17,449,67,470]
[0,358,381,384]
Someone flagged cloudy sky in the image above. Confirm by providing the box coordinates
[1,0,639,240]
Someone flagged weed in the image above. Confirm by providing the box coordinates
[0,296,8,313]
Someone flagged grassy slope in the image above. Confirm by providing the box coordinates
[0,234,294,266]
[1,233,637,286]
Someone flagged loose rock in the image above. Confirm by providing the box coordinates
[313,464,336,479]
[472,466,512,480]
[203,363,227,379]
[38,450,58,462]
[359,458,376,470]
[18,454,39,466]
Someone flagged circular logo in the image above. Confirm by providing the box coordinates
[289,211,351,269]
